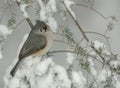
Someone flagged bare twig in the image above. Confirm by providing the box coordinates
[14,18,25,29]
[73,4,112,20]
[49,50,103,63]
[53,32,66,37]
[90,0,95,7]
[85,31,110,39]
[54,39,74,47]
[106,38,112,53]
[78,37,85,44]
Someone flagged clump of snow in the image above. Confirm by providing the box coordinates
[0,24,12,59]
[53,65,71,88]
[92,40,105,50]
[88,58,97,78]
[66,52,75,65]
[97,69,111,82]
[115,77,120,88]
[20,4,29,18]
[35,58,54,76]
[0,24,12,37]
[93,68,111,87]
[71,71,86,88]
[37,0,57,32]
[4,57,72,88]
[91,40,110,55]
[109,60,120,69]
[63,0,76,19]
[0,52,3,59]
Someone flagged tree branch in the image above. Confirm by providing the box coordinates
[85,31,110,39]
[73,3,112,20]
[62,1,89,42]
[49,50,103,64]
[62,1,106,60]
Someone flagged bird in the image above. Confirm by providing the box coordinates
[10,20,53,77]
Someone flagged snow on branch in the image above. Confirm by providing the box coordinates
[63,0,76,19]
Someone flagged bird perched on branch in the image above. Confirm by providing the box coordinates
[10,20,53,77]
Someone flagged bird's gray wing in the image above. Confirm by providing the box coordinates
[19,32,47,60]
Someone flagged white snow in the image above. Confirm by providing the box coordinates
[109,60,120,69]
[66,52,75,65]
[4,57,72,88]
[88,58,97,78]
[20,4,29,18]
[91,40,110,55]
[0,24,12,59]
[96,68,111,83]
[92,68,112,87]
[64,0,76,19]
[92,40,105,49]
[47,17,57,33]
[0,51,3,59]
[53,65,71,88]
[37,0,57,32]
[35,58,54,76]
[116,79,120,88]
[72,71,86,88]
[0,24,12,37]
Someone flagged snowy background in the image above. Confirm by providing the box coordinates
[0,0,120,87]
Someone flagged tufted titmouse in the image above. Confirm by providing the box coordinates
[10,20,53,77]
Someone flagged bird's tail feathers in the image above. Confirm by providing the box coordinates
[10,60,21,77]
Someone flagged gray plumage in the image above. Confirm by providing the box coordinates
[10,20,53,77]
[19,32,47,60]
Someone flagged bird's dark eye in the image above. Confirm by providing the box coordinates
[43,26,47,31]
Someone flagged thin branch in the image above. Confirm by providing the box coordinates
[54,39,74,47]
[14,18,25,29]
[53,32,66,37]
[73,4,112,20]
[78,37,85,44]
[85,31,110,39]
[90,7,107,19]
[62,1,89,42]
[90,0,95,7]
[49,50,103,64]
